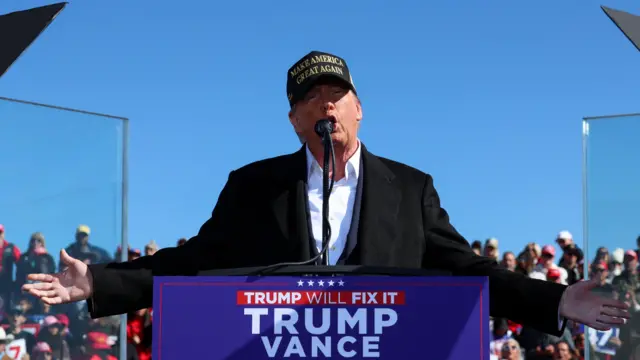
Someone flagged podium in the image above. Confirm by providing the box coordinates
[152,266,490,360]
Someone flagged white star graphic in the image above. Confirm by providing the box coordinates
[307,280,315,286]
[297,280,304,287]
[318,280,325,287]
[338,280,345,286]
[328,280,335,287]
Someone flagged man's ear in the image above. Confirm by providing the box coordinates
[355,95,363,122]
[289,107,301,132]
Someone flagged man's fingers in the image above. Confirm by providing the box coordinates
[601,297,630,310]
[26,273,57,283]
[597,314,626,326]
[23,282,55,291]
[602,306,631,319]
[41,296,63,305]
[29,289,58,298]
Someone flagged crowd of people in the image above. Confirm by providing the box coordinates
[482,231,640,360]
[0,224,187,360]
[0,222,637,359]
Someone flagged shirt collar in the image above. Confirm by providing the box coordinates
[306,140,361,183]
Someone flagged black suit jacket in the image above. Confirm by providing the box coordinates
[87,144,567,335]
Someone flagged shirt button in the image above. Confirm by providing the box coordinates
[331,246,336,251]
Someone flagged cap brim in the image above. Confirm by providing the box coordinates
[292,74,356,106]
[0,2,67,78]
[602,5,640,52]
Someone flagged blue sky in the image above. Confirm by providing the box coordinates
[0,0,639,264]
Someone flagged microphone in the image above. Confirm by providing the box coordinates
[314,119,334,138]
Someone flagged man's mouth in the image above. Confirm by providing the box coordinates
[327,115,337,129]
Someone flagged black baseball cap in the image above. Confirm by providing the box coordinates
[286,50,357,107]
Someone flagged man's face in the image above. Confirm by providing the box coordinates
[554,342,571,360]
[289,80,362,151]
[501,340,519,360]
[563,252,577,267]
[12,313,26,327]
[541,253,554,267]
[76,231,89,245]
[625,256,638,272]
[503,253,516,270]
[556,237,571,249]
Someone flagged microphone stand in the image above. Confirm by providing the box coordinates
[254,119,335,273]
[320,130,333,265]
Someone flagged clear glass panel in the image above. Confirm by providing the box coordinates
[0,97,127,359]
[583,114,640,359]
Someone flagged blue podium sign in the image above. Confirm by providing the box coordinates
[152,276,489,360]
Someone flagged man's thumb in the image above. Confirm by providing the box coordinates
[60,249,76,265]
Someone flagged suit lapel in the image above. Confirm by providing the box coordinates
[271,145,312,261]
[354,145,401,265]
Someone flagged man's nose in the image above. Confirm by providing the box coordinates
[322,101,336,112]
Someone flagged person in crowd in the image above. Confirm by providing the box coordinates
[126,308,151,360]
[80,331,118,360]
[610,248,624,280]
[61,225,112,269]
[176,238,187,247]
[516,243,538,276]
[560,245,582,286]
[590,261,615,299]
[127,249,141,261]
[471,240,482,255]
[612,250,639,291]
[0,327,14,360]
[501,251,517,272]
[143,241,158,256]
[0,224,21,308]
[553,340,576,360]
[484,238,500,261]
[500,338,523,360]
[16,232,56,293]
[36,315,70,360]
[531,245,568,284]
[490,317,515,358]
[22,50,631,341]
[31,342,53,360]
[6,309,36,353]
[556,231,582,265]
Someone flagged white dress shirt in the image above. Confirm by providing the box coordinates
[306,142,361,265]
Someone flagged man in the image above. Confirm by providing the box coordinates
[61,225,112,269]
[23,50,628,336]
[0,224,20,310]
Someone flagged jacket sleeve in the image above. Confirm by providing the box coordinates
[87,171,242,318]
[420,174,567,336]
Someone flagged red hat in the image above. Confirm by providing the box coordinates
[547,268,561,279]
[86,331,112,350]
[625,250,638,260]
[55,314,70,327]
[542,245,556,257]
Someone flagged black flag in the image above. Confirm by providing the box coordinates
[602,6,640,52]
[0,2,67,78]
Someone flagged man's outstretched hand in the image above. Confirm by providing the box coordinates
[560,277,631,331]
[22,249,94,305]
